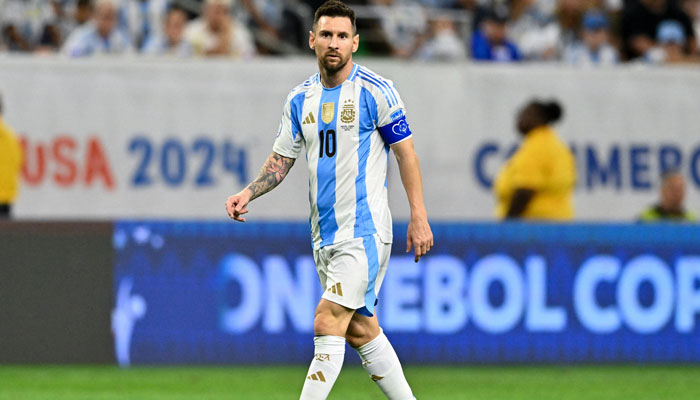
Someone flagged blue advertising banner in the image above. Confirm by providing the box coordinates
[113,222,700,365]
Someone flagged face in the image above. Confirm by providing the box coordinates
[583,28,607,50]
[309,16,359,75]
[484,20,507,44]
[95,3,117,38]
[75,3,93,24]
[516,103,542,135]
[165,9,187,43]
[683,0,700,19]
[661,174,685,210]
[205,3,230,31]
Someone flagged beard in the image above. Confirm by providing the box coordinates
[320,52,348,74]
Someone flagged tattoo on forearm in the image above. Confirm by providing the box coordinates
[246,153,295,200]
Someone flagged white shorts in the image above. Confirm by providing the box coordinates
[313,233,391,317]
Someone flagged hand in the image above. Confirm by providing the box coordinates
[225,189,252,222]
[406,216,433,262]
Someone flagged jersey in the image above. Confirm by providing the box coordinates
[273,63,413,250]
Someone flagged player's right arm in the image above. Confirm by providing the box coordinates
[226,85,304,222]
[225,152,295,222]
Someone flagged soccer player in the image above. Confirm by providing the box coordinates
[225,1,433,399]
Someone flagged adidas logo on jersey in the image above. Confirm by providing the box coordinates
[302,112,316,125]
[307,371,326,382]
[326,282,343,296]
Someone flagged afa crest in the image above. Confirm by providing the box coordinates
[340,99,355,124]
[321,102,335,124]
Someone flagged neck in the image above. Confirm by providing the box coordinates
[319,61,354,88]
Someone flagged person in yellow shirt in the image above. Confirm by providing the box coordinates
[638,171,697,222]
[0,94,23,219]
[494,99,576,220]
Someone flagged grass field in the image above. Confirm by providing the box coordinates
[1,365,699,399]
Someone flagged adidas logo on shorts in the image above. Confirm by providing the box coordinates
[326,282,343,296]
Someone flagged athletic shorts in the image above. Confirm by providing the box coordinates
[313,233,391,317]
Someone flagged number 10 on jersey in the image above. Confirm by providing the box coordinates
[318,129,337,158]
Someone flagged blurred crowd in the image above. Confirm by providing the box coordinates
[1,0,699,64]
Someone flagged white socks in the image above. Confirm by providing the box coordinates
[299,335,346,400]
[356,330,415,400]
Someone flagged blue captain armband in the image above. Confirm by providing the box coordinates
[378,115,412,145]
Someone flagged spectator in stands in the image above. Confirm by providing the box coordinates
[638,171,697,222]
[453,0,489,32]
[507,0,558,60]
[494,99,576,220]
[54,0,94,49]
[119,0,170,51]
[471,6,522,62]
[239,0,309,54]
[682,0,700,40]
[416,13,467,61]
[620,0,697,60]
[184,0,256,58]
[563,10,619,66]
[653,20,700,63]
[0,94,23,219]
[142,5,192,57]
[372,0,428,58]
[553,0,587,58]
[1,0,59,52]
[62,0,133,57]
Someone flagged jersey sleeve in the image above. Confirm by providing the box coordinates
[375,81,413,145]
[272,91,304,159]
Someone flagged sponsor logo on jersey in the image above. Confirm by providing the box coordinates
[302,112,316,125]
[321,103,335,124]
[340,99,355,124]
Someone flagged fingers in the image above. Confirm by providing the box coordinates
[413,238,434,263]
[406,236,412,253]
[225,195,249,222]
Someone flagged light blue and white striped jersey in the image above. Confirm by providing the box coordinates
[273,63,413,250]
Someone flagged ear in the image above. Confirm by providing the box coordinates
[352,34,359,53]
[309,30,315,50]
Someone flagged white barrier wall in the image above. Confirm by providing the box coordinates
[1,57,699,220]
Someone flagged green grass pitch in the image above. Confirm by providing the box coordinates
[1,365,699,399]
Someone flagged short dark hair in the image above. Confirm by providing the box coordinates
[532,100,563,124]
[313,0,356,33]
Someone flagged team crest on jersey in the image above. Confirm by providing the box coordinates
[321,102,335,124]
[340,99,355,124]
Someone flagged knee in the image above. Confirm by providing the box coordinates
[313,312,333,335]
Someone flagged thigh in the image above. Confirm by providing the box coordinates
[320,237,371,311]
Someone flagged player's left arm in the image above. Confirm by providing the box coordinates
[391,138,433,262]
